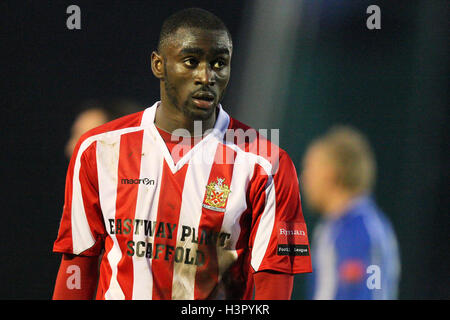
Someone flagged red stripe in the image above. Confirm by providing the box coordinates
[97,237,114,300]
[151,161,188,300]
[114,130,144,300]
[222,196,255,299]
[53,140,83,254]
[78,141,107,256]
[194,143,237,299]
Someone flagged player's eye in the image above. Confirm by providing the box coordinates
[184,58,199,68]
[212,60,226,70]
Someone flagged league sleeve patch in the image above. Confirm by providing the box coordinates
[276,221,310,256]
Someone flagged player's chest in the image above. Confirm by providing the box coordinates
[98,154,252,233]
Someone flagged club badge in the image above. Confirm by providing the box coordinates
[202,177,231,212]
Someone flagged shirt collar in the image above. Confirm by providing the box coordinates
[140,101,230,139]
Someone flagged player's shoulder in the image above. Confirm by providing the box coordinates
[227,116,290,162]
[334,199,378,246]
[226,116,296,178]
[77,109,145,146]
[69,109,145,160]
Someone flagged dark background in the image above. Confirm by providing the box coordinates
[1,0,448,299]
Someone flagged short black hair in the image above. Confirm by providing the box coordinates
[157,8,232,53]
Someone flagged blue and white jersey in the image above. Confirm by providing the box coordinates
[307,195,400,300]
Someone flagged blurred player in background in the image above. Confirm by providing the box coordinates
[52,8,312,300]
[301,126,400,299]
[65,99,143,158]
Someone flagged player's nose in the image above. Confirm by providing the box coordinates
[194,62,215,86]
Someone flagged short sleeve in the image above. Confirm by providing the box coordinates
[53,138,106,256]
[248,151,312,274]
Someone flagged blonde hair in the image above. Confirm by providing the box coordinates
[316,126,376,195]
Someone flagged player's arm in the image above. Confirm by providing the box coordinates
[53,253,100,300]
[253,270,293,300]
[248,150,312,300]
[53,138,106,299]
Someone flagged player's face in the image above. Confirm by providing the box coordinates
[157,27,232,120]
[301,144,337,214]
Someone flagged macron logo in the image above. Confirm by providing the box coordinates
[279,228,305,236]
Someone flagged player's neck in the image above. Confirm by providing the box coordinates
[155,99,216,136]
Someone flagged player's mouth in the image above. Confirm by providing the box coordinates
[191,91,215,109]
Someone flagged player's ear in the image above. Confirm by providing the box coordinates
[151,51,164,80]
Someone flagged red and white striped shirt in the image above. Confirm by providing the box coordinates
[53,101,312,300]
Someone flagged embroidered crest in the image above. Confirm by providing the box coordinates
[202,177,231,212]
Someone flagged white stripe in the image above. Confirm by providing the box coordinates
[131,129,164,299]
[360,208,400,300]
[171,139,218,300]
[313,222,337,300]
[218,149,253,256]
[220,151,251,248]
[360,211,380,299]
[95,132,124,300]
[250,174,276,271]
